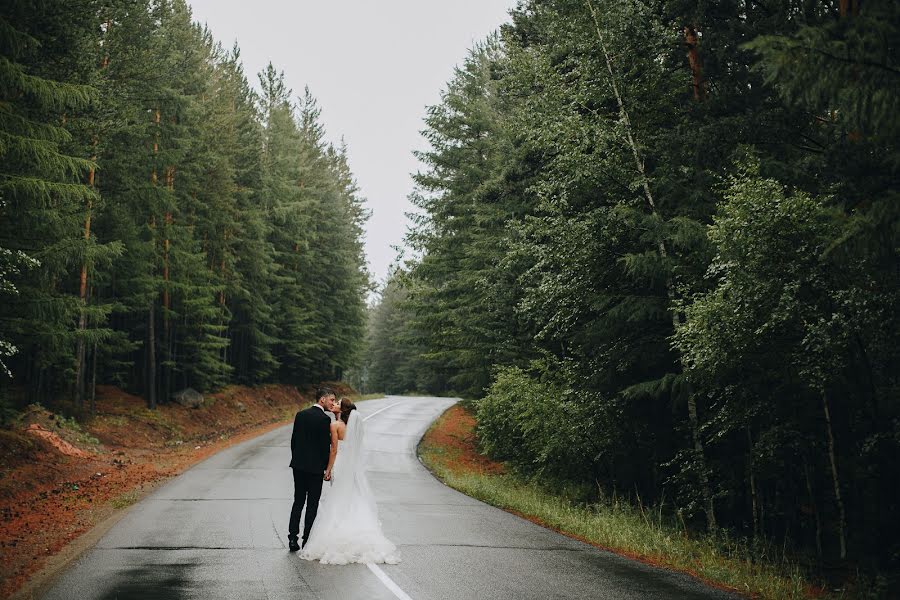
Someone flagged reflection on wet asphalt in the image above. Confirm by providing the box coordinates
[97,563,194,600]
[42,396,739,600]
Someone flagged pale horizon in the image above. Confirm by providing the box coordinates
[187,0,516,291]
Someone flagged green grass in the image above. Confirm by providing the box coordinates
[99,415,128,427]
[419,416,829,600]
[110,491,138,510]
[353,393,385,402]
[55,414,101,446]
[129,406,182,438]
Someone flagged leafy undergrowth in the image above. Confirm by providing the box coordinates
[0,382,355,598]
[418,403,833,600]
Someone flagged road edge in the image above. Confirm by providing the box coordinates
[415,403,754,600]
[12,394,389,600]
[9,418,293,600]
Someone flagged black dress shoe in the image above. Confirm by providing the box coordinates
[288,539,300,552]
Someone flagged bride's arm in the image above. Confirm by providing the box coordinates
[325,421,339,480]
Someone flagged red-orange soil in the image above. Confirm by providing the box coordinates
[0,383,351,599]
[419,403,504,476]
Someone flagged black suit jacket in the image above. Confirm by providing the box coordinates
[289,405,331,473]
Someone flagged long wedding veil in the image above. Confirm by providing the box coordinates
[343,409,366,469]
[343,410,382,528]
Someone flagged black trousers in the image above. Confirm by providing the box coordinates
[288,468,324,544]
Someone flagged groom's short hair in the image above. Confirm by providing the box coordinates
[316,387,335,401]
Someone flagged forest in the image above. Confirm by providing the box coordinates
[0,0,370,413]
[359,0,899,586]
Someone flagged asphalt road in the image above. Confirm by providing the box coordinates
[42,396,738,600]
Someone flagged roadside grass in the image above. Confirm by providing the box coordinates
[54,414,101,446]
[418,405,827,600]
[110,491,138,510]
[353,393,385,402]
[128,406,182,438]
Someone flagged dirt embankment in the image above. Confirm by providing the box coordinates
[418,403,505,476]
[0,383,349,599]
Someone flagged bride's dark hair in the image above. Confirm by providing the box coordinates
[339,397,357,424]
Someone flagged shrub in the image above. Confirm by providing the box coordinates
[476,361,599,482]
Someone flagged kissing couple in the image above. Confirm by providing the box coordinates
[287,387,400,564]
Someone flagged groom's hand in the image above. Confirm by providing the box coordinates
[324,469,332,481]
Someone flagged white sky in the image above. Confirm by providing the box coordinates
[187,0,515,289]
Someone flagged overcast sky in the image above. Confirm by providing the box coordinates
[187,0,515,288]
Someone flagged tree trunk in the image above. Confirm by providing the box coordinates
[839,0,859,17]
[74,315,87,408]
[152,108,160,183]
[162,210,170,398]
[75,23,109,408]
[35,365,44,409]
[822,389,847,558]
[687,393,716,531]
[74,145,96,408]
[683,25,706,102]
[585,0,716,531]
[90,341,98,416]
[803,457,823,559]
[148,106,160,408]
[759,486,766,538]
[839,0,861,141]
[162,167,174,403]
[163,204,172,318]
[147,304,157,410]
[99,20,110,69]
[163,235,170,316]
[747,427,759,538]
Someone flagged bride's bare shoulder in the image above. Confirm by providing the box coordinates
[332,419,347,440]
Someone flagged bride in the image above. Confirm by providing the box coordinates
[300,397,400,565]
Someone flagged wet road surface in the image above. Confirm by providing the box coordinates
[42,396,737,599]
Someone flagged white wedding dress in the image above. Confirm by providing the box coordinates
[299,410,400,564]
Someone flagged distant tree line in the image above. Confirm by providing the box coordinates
[0,0,369,412]
[364,0,899,579]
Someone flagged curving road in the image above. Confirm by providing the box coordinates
[41,396,737,600]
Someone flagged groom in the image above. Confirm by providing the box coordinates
[287,387,335,551]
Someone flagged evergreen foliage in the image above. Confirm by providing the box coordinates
[358,270,439,395]
[0,1,369,411]
[366,0,899,584]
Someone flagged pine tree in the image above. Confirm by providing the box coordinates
[408,37,534,398]
[0,2,121,407]
[392,0,900,571]
[257,65,317,384]
[2,2,370,412]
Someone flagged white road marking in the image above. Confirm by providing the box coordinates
[363,401,403,422]
[367,562,413,600]
[363,401,414,600]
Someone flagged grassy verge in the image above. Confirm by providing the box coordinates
[110,491,138,510]
[418,404,827,600]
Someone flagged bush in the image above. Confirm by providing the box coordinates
[476,361,599,482]
[0,393,19,427]
[474,366,530,461]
